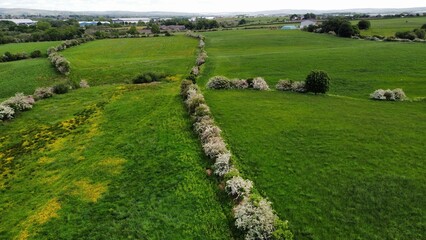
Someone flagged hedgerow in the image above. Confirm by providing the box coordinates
[33,87,54,100]
[370,88,407,101]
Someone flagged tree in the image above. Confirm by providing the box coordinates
[238,19,247,25]
[127,26,138,35]
[338,22,354,38]
[357,20,371,30]
[414,28,425,39]
[304,13,316,19]
[321,17,349,33]
[36,21,51,31]
[150,24,160,34]
[305,70,330,94]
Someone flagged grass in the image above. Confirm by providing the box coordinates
[62,36,197,85]
[0,58,65,99]
[201,29,426,99]
[0,41,61,55]
[353,16,426,37]
[203,90,426,240]
[197,29,426,239]
[0,83,233,239]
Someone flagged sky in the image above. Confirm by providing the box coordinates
[0,0,425,13]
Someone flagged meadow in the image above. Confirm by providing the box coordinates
[61,36,197,85]
[199,29,426,239]
[0,41,61,55]
[354,16,426,37]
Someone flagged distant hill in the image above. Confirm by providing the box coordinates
[0,7,425,18]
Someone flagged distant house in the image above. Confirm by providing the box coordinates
[1,19,37,26]
[281,25,298,30]
[300,20,317,29]
[79,21,110,27]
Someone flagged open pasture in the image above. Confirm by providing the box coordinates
[201,29,426,99]
[354,16,426,37]
[0,41,61,55]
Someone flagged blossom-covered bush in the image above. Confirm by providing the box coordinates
[196,51,208,66]
[33,87,54,100]
[225,176,253,200]
[202,137,228,159]
[180,80,194,98]
[0,104,15,120]
[291,81,307,93]
[194,104,211,120]
[191,66,200,76]
[200,125,222,143]
[185,91,206,114]
[252,77,270,90]
[276,80,293,91]
[234,197,277,240]
[207,76,231,89]
[230,79,249,89]
[79,80,90,88]
[214,153,231,177]
[370,88,406,101]
[3,93,35,111]
[48,52,71,75]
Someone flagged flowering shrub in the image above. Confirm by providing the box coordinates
[196,51,208,66]
[230,79,249,89]
[234,197,277,240]
[79,80,90,88]
[199,40,205,48]
[225,176,253,200]
[194,104,211,120]
[33,87,54,100]
[48,52,71,75]
[185,91,206,114]
[291,81,307,93]
[3,93,35,111]
[276,80,293,91]
[194,117,215,135]
[0,104,15,120]
[252,77,270,90]
[191,66,200,76]
[214,153,231,177]
[200,125,222,143]
[207,76,231,89]
[370,88,406,101]
[202,137,228,159]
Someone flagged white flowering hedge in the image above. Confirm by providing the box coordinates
[276,80,307,93]
[207,76,270,91]
[0,104,15,120]
[181,80,293,240]
[370,88,407,101]
[0,93,36,121]
[33,87,54,100]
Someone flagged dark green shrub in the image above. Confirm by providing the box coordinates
[186,74,196,83]
[421,24,426,30]
[53,83,69,94]
[133,72,168,84]
[338,22,355,38]
[357,20,371,30]
[305,70,330,94]
[395,31,417,40]
[30,50,42,58]
[414,29,425,39]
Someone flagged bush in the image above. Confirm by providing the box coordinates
[200,124,221,143]
[133,72,168,84]
[0,104,15,120]
[358,20,371,30]
[272,220,294,240]
[53,83,69,94]
[194,103,211,120]
[305,70,330,94]
[291,81,307,93]
[180,80,194,98]
[252,77,270,90]
[196,51,208,66]
[48,53,70,75]
[276,80,293,91]
[30,50,42,58]
[395,31,417,40]
[3,93,35,111]
[422,24,426,30]
[225,176,253,200]
[79,80,90,88]
[214,153,231,177]
[206,76,231,89]
[33,87,54,100]
[414,28,425,39]
[234,197,277,240]
[191,66,200,76]
[185,91,206,114]
[202,137,228,159]
[230,79,249,89]
[338,22,355,38]
[370,88,406,101]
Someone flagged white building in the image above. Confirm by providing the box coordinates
[112,18,150,24]
[0,19,37,26]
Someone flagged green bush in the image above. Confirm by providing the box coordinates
[305,70,330,94]
[395,31,417,40]
[180,80,194,98]
[357,20,371,30]
[133,72,168,84]
[338,22,355,38]
[421,24,426,30]
[30,50,42,58]
[414,29,425,39]
[53,83,69,94]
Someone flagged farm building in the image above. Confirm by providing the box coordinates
[112,18,151,24]
[79,21,110,27]
[281,25,298,30]
[0,19,37,26]
[300,20,317,29]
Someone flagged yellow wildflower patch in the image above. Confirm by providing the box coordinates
[98,158,127,175]
[72,180,108,202]
[38,156,55,164]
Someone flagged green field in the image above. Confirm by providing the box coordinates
[354,16,426,36]
[0,83,233,239]
[0,58,65,99]
[0,41,61,55]
[198,29,426,239]
[201,30,426,99]
[62,36,197,85]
